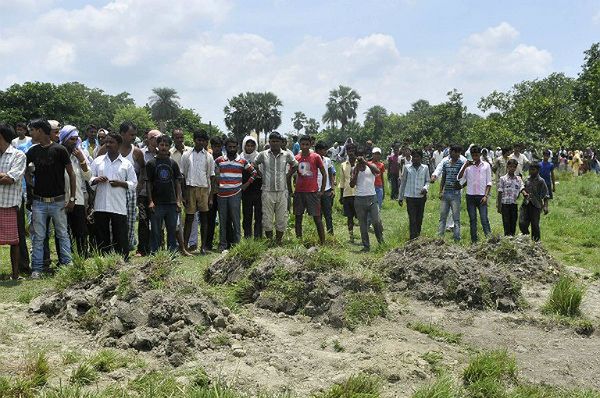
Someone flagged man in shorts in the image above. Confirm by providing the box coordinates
[181,129,214,254]
[292,135,327,244]
[338,142,358,243]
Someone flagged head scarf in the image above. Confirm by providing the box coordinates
[59,125,81,147]
[241,135,258,163]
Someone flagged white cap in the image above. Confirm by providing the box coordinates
[372,147,382,154]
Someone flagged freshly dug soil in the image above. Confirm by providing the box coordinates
[381,237,562,311]
[209,247,387,329]
[29,259,260,366]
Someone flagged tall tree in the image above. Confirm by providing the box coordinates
[322,85,361,130]
[574,42,600,127]
[149,87,181,131]
[364,105,388,142]
[224,92,282,143]
[304,118,320,136]
[112,105,156,133]
[291,111,307,132]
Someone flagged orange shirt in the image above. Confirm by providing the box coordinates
[373,161,385,187]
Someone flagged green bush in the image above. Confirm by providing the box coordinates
[542,275,585,317]
[313,373,380,398]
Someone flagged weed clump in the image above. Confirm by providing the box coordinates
[89,349,128,372]
[70,363,98,385]
[313,373,381,398]
[412,374,457,398]
[462,350,517,387]
[54,252,121,291]
[343,292,387,330]
[407,322,462,344]
[542,275,585,317]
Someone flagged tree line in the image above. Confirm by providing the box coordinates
[1,43,599,150]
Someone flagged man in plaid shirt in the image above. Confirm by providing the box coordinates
[496,159,524,236]
[0,124,27,279]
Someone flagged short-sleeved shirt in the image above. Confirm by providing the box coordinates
[441,158,465,192]
[497,174,523,205]
[146,157,180,204]
[373,161,385,187]
[524,175,549,209]
[254,149,298,192]
[295,152,324,193]
[317,156,333,191]
[539,161,554,191]
[26,142,71,197]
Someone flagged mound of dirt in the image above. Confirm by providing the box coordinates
[29,259,261,366]
[213,248,387,329]
[381,237,562,311]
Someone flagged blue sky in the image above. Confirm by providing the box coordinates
[1,0,599,131]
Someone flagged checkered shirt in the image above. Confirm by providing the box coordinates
[0,146,26,208]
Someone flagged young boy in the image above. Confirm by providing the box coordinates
[292,135,327,244]
[315,141,335,234]
[496,159,524,236]
[372,148,386,209]
[146,135,183,253]
[539,150,556,199]
[519,163,549,241]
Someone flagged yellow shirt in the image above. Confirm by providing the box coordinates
[338,160,356,197]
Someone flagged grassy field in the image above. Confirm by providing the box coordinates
[0,171,599,397]
[1,171,599,302]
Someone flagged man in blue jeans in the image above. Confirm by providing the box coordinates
[25,119,76,279]
[214,138,257,252]
[437,145,464,241]
[458,145,492,242]
[147,135,183,253]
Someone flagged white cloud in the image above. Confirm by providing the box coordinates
[593,11,600,24]
[0,9,552,130]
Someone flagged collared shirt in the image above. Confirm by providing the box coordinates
[337,160,356,197]
[0,146,26,208]
[462,161,492,196]
[387,154,400,175]
[181,148,214,188]
[524,175,549,209]
[64,154,91,206]
[497,174,523,205]
[437,157,466,192]
[214,154,257,197]
[253,149,297,192]
[90,154,137,216]
[432,155,467,179]
[433,150,444,167]
[170,145,191,170]
[398,163,430,200]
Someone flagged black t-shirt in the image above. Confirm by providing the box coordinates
[26,143,71,197]
[146,157,180,204]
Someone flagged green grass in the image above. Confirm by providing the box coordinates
[412,374,458,398]
[225,238,269,265]
[53,252,122,291]
[88,349,129,372]
[312,373,381,398]
[462,350,517,386]
[343,291,387,329]
[25,350,51,388]
[69,363,98,386]
[542,275,585,317]
[407,321,462,344]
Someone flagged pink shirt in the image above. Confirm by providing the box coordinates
[462,161,492,196]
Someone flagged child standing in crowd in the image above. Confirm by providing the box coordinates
[372,148,385,209]
[520,163,549,241]
[539,150,556,199]
[146,135,183,254]
[496,159,523,236]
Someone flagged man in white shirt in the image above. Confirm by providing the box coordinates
[398,149,430,240]
[349,148,384,252]
[432,144,445,168]
[90,132,137,260]
[181,129,215,254]
[458,145,492,243]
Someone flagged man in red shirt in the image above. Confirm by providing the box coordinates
[372,147,386,208]
[292,135,327,244]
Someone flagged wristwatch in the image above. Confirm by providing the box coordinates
[69,197,76,202]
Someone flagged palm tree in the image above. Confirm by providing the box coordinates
[255,92,282,144]
[149,87,181,131]
[304,118,320,135]
[364,105,388,141]
[322,85,361,130]
[224,92,282,144]
[291,111,307,133]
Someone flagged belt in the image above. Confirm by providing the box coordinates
[32,194,65,203]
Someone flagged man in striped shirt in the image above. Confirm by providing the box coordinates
[214,137,257,252]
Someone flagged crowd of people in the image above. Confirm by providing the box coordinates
[0,119,597,280]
